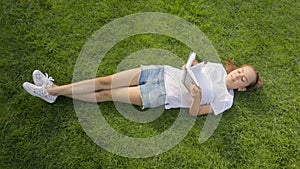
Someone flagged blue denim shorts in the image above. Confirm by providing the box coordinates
[139,65,166,109]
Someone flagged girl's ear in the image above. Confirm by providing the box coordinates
[238,87,247,92]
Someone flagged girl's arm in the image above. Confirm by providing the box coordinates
[189,83,201,116]
[190,101,213,116]
[197,104,213,116]
[189,95,201,116]
[189,84,213,116]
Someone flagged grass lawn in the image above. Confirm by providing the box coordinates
[1,0,299,168]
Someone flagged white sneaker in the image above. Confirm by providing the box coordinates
[22,82,57,103]
[32,70,54,87]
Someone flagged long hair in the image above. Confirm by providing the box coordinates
[225,60,263,91]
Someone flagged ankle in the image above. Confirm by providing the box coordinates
[46,87,58,96]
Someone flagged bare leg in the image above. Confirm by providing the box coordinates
[62,86,142,106]
[47,68,141,96]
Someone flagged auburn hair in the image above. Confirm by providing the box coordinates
[225,60,263,91]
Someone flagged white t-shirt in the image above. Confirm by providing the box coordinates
[164,62,234,115]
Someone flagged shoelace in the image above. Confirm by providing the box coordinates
[40,84,56,100]
[45,73,55,83]
[41,83,49,95]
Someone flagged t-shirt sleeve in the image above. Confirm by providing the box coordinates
[211,100,233,115]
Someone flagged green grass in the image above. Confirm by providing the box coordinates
[1,0,299,168]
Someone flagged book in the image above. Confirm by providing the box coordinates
[181,52,201,91]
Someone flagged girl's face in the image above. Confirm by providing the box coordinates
[226,66,257,91]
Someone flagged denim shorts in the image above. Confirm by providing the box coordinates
[139,65,166,109]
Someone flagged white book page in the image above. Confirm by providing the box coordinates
[182,52,200,90]
[186,52,196,69]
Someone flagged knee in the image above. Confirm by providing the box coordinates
[95,76,112,88]
[95,90,112,102]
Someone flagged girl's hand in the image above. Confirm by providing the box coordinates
[181,64,187,70]
[191,60,199,66]
[190,83,202,99]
